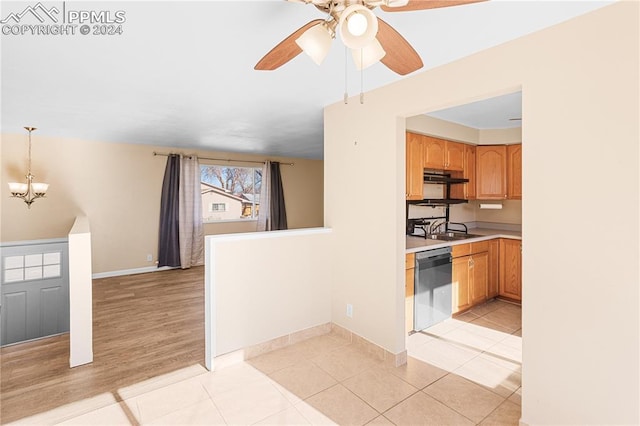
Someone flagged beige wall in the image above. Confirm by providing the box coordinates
[325,2,638,424]
[1,135,323,274]
[406,114,522,146]
[406,114,478,143]
[206,228,332,359]
[479,127,522,145]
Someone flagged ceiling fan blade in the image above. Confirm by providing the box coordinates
[376,17,423,75]
[380,0,486,12]
[255,19,325,71]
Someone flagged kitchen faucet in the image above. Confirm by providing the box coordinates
[446,222,468,233]
[429,221,468,235]
[429,220,444,234]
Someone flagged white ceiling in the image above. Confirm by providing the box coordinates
[427,91,522,129]
[1,1,611,159]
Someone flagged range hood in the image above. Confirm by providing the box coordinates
[407,172,469,206]
[422,173,468,185]
[407,198,468,206]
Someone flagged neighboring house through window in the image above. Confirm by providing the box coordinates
[210,203,226,212]
[200,165,261,222]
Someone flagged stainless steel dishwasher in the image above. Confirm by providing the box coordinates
[414,247,453,331]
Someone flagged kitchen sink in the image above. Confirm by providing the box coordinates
[426,232,483,241]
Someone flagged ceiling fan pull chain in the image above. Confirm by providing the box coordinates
[360,48,364,104]
[344,46,349,104]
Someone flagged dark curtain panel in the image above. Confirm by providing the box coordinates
[269,162,288,230]
[158,154,181,267]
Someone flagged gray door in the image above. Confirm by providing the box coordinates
[1,239,70,346]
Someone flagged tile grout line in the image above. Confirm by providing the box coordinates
[420,373,508,425]
[200,376,230,425]
[334,374,420,425]
[477,396,518,424]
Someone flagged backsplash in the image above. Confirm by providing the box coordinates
[475,200,522,224]
[406,179,522,228]
[451,200,522,225]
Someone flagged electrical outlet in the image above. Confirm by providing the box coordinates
[146,254,153,262]
[346,304,353,318]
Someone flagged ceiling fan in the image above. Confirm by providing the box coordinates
[255,0,486,75]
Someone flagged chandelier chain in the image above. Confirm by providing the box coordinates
[27,128,33,176]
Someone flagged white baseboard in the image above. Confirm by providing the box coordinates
[92,266,177,279]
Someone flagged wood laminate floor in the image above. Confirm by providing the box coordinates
[0,267,205,424]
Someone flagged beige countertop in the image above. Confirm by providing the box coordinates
[406,228,522,254]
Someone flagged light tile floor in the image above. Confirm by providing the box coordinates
[12,299,521,425]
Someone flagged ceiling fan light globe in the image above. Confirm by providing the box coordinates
[347,13,368,36]
[384,0,410,7]
[295,23,332,65]
[339,4,378,49]
[351,38,386,70]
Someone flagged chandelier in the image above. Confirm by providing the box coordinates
[8,127,49,208]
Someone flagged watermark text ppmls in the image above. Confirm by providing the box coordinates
[1,2,127,36]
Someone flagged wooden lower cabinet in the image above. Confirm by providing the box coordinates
[487,239,500,298]
[408,238,521,323]
[452,242,488,314]
[452,256,471,314]
[470,252,488,305]
[499,239,522,301]
[405,253,415,333]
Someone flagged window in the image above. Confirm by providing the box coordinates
[4,252,62,282]
[200,165,262,223]
[210,203,226,212]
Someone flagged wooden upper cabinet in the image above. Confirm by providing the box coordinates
[476,145,508,199]
[406,133,424,200]
[507,144,522,200]
[423,137,464,171]
[464,144,476,200]
[499,238,522,301]
[445,141,465,171]
[423,136,446,169]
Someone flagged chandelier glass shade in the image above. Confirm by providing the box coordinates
[8,127,49,208]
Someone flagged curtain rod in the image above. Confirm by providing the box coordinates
[153,152,293,166]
